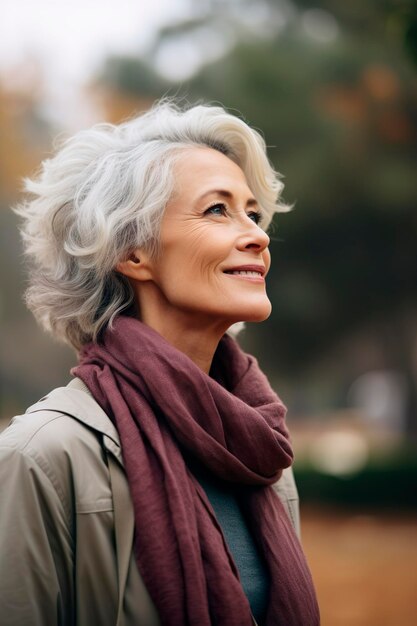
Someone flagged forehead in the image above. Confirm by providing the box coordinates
[172,147,250,193]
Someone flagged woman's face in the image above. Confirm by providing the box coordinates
[136,147,271,332]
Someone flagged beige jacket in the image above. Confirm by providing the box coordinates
[0,377,301,626]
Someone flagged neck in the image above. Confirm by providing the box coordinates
[137,301,230,375]
[147,322,220,374]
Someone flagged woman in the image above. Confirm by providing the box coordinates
[0,101,319,625]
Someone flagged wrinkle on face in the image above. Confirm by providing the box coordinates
[137,146,271,333]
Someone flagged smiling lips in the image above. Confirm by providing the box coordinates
[223,265,266,281]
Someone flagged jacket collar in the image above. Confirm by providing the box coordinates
[26,377,123,462]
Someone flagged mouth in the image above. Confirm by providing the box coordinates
[223,265,266,280]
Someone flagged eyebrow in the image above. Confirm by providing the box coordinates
[197,189,259,208]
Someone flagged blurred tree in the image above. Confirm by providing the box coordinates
[0,84,48,201]
[95,0,417,436]
[0,76,77,419]
[402,1,417,67]
[95,56,170,123]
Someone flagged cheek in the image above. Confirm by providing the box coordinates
[154,240,214,296]
[167,230,228,278]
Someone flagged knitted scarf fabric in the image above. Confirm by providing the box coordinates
[73,317,319,626]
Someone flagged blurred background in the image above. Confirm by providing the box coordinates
[1,0,416,623]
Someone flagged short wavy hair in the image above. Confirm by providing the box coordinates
[15,100,288,350]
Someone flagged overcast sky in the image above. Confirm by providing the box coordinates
[0,0,191,80]
[0,0,190,125]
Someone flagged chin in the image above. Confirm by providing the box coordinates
[246,310,272,323]
[236,300,272,323]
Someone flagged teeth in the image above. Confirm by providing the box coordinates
[229,270,261,276]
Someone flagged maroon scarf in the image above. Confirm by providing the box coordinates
[73,317,319,625]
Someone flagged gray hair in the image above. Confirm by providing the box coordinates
[15,100,288,350]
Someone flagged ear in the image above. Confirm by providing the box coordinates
[116,248,154,282]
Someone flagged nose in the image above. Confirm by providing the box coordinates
[237,218,270,253]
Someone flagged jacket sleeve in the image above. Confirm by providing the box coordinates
[272,466,301,539]
[0,443,74,626]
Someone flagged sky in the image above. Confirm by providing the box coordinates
[0,1,339,127]
[0,0,190,126]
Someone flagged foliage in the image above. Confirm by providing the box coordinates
[2,1,416,431]
[294,444,417,509]
[96,0,417,433]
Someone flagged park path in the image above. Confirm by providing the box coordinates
[302,506,417,626]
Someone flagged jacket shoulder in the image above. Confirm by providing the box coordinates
[1,407,87,454]
[0,389,114,516]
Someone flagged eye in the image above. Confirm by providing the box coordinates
[247,210,262,225]
[204,202,227,217]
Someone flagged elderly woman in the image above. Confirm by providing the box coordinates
[0,101,319,625]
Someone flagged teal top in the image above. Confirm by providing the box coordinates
[185,455,270,625]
